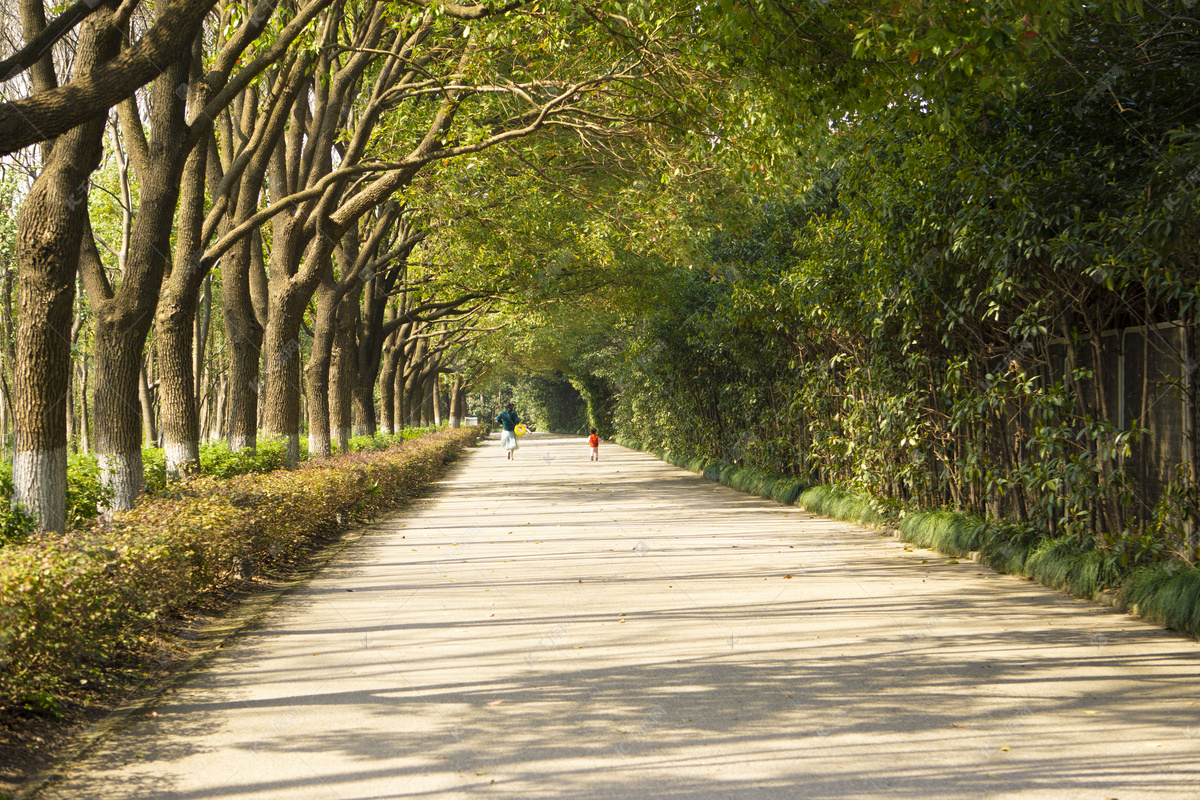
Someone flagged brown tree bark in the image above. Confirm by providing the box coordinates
[331,295,357,451]
[12,2,119,531]
[0,0,219,155]
[378,312,402,434]
[157,124,207,478]
[304,260,340,459]
[83,43,190,511]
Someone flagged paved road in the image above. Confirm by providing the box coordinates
[36,434,1200,799]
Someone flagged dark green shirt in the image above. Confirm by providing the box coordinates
[496,409,520,431]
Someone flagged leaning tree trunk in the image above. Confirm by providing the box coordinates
[139,360,157,445]
[12,4,118,531]
[448,375,465,428]
[436,371,446,429]
[92,325,149,508]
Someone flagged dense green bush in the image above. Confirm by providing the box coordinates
[603,25,1200,566]
[198,438,293,478]
[0,462,37,546]
[347,428,433,453]
[64,454,114,531]
[0,427,481,707]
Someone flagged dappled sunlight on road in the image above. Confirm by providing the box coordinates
[39,435,1200,799]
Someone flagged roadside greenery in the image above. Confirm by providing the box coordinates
[0,427,480,711]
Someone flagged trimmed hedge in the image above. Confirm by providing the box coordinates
[0,426,481,708]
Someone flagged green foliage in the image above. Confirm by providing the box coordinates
[603,22,1200,569]
[797,486,893,529]
[0,462,37,545]
[0,455,115,539]
[197,439,291,478]
[1123,564,1200,636]
[142,447,167,495]
[1023,538,1118,598]
[65,455,114,530]
[899,512,984,558]
[0,427,482,704]
[978,522,1043,577]
[347,428,436,453]
[509,374,588,435]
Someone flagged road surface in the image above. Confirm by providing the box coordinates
[33,433,1200,799]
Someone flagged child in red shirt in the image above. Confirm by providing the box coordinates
[588,429,600,461]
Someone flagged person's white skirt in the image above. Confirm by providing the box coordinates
[500,430,519,450]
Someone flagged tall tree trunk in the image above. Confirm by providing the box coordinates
[78,359,91,455]
[261,309,304,466]
[305,265,339,459]
[261,219,310,467]
[88,46,190,511]
[223,234,265,453]
[158,94,209,478]
[378,326,402,434]
[139,359,157,446]
[194,276,211,400]
[13,3,118,531]
[332,297,355,450]
[448,375,464,428]
[66,316,82,451]
[431,372,442,427]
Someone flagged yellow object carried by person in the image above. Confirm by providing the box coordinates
[514,423,529,437]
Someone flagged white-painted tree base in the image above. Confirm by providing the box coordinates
[165,440,199,479]
[100,451,143,512]
[229,434,256,452]
[285,434,299,469]
[13,447,67,532]
[309,433,331,459]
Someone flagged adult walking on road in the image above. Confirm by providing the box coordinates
[497,402,521,460]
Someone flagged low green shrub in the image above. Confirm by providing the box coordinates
[797,485,893,527]
[1122,563,1200,636]
[1023,538,1118,598]
[769,478,807,505]
[977,521,1043,576]
[899,511,984,557]
[0,427,481,706]
[347,430,430,453]
[142,447,167,495]
[0,462,38,545]
[0,455,116,540]
[622,441,808,504]
[198,438,291,478]
[64,454,114,531]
